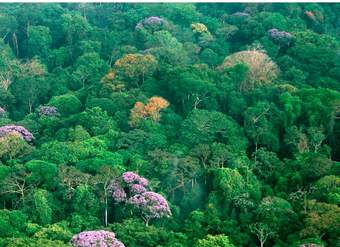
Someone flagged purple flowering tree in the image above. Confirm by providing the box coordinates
[108,171,171,225]
[268,28,294,46]
[122,171,149,187]
[71,230,125,247]
[0,125,34,142]
[136,16,168,32]
[38,105,60,117]
[108,182,127,203]
[128,191,171,226]
[108,171,148,202]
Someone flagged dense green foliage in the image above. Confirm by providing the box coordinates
[0,3,339,247]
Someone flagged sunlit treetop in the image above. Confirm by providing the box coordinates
[114,53,157,87]
[219,48,279,91]
[129,96,169,126]
[191,23,208,33]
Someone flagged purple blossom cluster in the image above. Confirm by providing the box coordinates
[268,28,294,46]
[108,182,127,202]
[122,171,149,187]
[128,191,171,220]
[38,105,60,117]
[0,125,34,142]
[109,172,149,202]
[136,16,167,31]
[109,171,171,224]
[70,230,125,247]
[130,183,147,194]
[299,244,322,247]
[0,107,6,118]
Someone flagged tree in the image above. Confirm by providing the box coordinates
[313,175,340,204]
[159,65,218,113]
[75,107,118,135]
[191,23,214,48]
[244,102,280,156]
[0,209,27,238]
[145,31,188,64]
[92,166,121,227]
[0,13,19,56]
[10,59,48,114]
[109,171,171,226]
[212,168,245,202]
[280,92,302,127]
[0,40,18,92]
[0,133,33,161]
[288,31,338,75]
[252,148,283,183]
[256,196,298,237]
[62,13,90,46]
[25,160,58,190]
[3,237,70,247]
[297,152,333,182]
[26,25,52,59]
[73,52,108,87]
[0,165,32,207]
[301,200,340,241]
[48,94,82,116]
[250,223,275,247]
[71,230,125,247]
[58,165,91,200]
[181,110,247,151]
[129,96,169,127]
[114,53,157,87]
[72,184,100,216]
[136,16,169,33]
[33,223,72,242]
[219,49,279,91]
[195,235,235,247]
[29,189,53,225]
[111,218,187,247]
[128,191,172,226]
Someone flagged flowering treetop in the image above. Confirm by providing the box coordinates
[0,125,34,142]
[38,105,60,117]
[122,171,149,187]
[108,171,171,225]
[268,28,294,46]
[128,191,171,223]
[136,16,168,31]
[70,230,125,247]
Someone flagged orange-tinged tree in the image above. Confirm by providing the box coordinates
[129,96,169,126]
[114,53,157,87]
[100,69,125,92]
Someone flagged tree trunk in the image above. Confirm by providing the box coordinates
[254,140,259,163]
[13,33,19,57]
[28,100,33,114]
[143,216,149,227]
[104,191,108,227]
